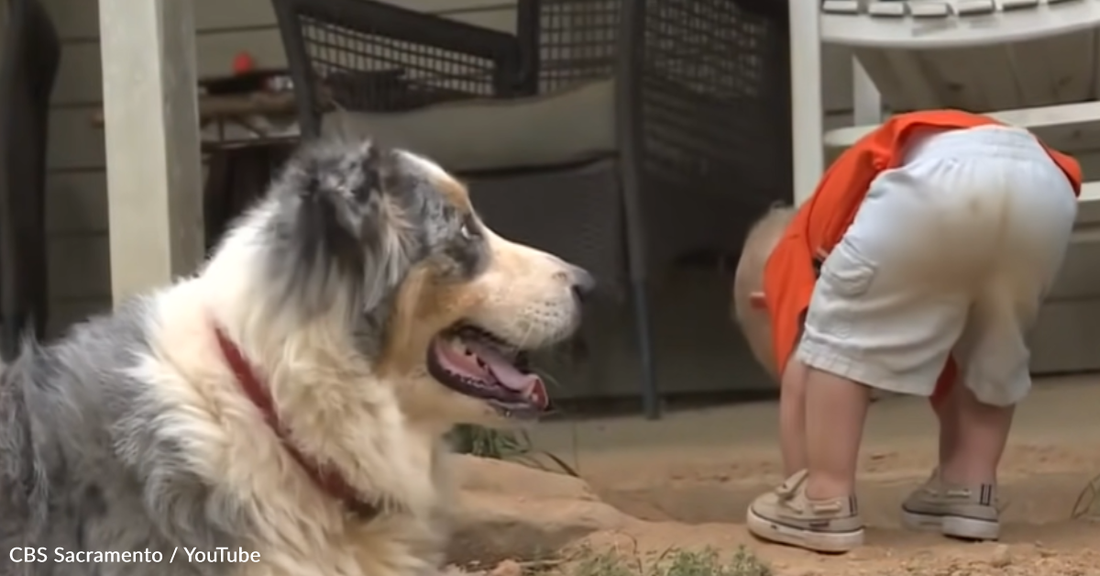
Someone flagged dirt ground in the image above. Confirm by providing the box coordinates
[527,375,1100,575]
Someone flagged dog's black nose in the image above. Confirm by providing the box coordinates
[569,265,596,299]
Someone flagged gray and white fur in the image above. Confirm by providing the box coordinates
[0,137,591,576]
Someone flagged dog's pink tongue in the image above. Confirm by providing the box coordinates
[436,340,489,378]
[467,342,546,405]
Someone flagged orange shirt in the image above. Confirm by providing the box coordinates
[763,110,1082,405]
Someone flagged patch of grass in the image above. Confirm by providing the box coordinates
[448,369,580,477]
[1072,473,1100,520]
[568,546,771,576]
[449,425,579,477]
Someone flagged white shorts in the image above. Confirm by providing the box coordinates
[796,125,1078,406]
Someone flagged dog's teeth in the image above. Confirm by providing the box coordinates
[448,339,470,356]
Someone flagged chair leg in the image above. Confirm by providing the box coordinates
[1,311,21,360]
[630,277,660,420]
[1,324,14,360]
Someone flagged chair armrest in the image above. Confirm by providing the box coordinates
[825,101,1100,150]
[275,0,521,64]
[272,0,526,136]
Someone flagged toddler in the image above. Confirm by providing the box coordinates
[731,110,1081,553]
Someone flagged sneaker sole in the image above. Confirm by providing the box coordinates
[900,509,943,532]
[942,515,1000,541]
[746,508,864,553]
[902,509,999,540]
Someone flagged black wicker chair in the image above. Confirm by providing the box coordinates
[0,0,60,356]
[272,0,791,418]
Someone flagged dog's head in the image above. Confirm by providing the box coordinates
[257,139,592,426]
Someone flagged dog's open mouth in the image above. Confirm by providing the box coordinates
[426,324,549,417]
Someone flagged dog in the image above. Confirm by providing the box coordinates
[0,138,593,576]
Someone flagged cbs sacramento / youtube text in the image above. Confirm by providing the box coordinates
[10,546,261,563]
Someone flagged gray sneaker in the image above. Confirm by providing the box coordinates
[900,469,1000,540]
[746,470,865,553]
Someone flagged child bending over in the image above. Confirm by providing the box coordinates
[731,109,1081,553]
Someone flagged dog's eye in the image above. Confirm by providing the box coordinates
[460,223,477,240]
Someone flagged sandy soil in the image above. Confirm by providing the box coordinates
[527,376,1100,575]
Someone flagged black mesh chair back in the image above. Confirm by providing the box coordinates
[268,0,793,418]
[271,0,523,139]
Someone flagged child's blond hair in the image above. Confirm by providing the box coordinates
[732,203,796,381]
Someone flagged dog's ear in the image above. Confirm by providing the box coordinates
[267,140,418,319]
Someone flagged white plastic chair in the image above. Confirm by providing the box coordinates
[797,0,1100,197]
[791,0,1100,373]
[817,0,1100,252]
[788,2,896,203]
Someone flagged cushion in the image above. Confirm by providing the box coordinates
[321,79,616,172]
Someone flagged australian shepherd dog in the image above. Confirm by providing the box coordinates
[0,138,593,576]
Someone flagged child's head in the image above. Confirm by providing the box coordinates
[732,203,795,382]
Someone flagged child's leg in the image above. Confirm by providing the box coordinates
[940,381,1014,486]
[899,379,961,532]
[933,254,1067,540]
[778,359,809,476]
[935,379,962,467]
[941,305,1019,490]
[923,291,1033,540]
[912,127,1076,540]
[945,254,1070,488]
[803,364,871,499]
